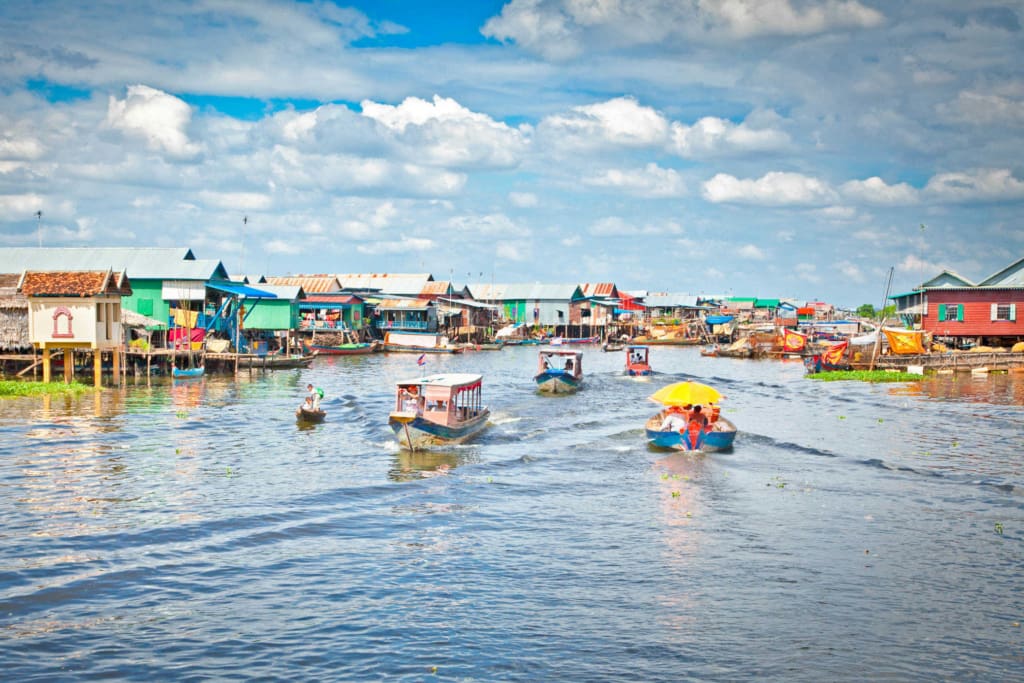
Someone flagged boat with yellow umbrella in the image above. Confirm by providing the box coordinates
[644,381,737,452]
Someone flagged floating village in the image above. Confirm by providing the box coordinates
[2,246,1024,451]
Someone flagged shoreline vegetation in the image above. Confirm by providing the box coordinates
[807,370,926,382]
[0,380,93,399]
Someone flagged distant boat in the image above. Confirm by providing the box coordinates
[388,374,490,450]
[382,331,463,354]
[625,345,652,376]
[534,349,583,393]
[236,353,316,369]
[172,365,205,379]
[547,336,599,345]
[306,341,379,355]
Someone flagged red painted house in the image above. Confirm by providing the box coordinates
[919,257,1024,346]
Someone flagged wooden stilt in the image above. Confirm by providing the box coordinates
[42,347,51,383]
[94,349,102,388]
[64,348,73,384]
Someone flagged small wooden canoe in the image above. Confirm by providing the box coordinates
[296,406,326,423]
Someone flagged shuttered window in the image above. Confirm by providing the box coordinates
[938,304,962,322]
[991,303,1016,321]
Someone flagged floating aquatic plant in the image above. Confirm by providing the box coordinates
[994,522,1003,535]
[0,380,91,398]
[808,370,925,382]
[671,491,680,497]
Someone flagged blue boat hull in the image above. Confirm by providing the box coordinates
[534,370,581,393]
[172,367,205,379]
[645,414,737,453]
[389,411,489,449]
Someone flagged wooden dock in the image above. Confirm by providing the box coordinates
[857,351,1024,372]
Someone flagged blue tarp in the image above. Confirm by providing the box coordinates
[206,281,277,298]
[705,315,734,325]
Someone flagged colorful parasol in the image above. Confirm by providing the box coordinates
[648,381,723,406]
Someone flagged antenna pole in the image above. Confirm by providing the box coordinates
[35,210,42,247]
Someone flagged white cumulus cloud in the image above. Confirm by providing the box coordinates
[840,177,919,205]
[106,85,202,159]
[702,171,837,205]
[538,97,669,151]
[924,168,1024,202]
[583,163,686,198]
[360,95,529,168]
[670,114,790,157]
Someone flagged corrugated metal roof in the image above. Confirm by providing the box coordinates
[978,256,1024,287]
[378,298,433,310]
[922,270,975,288]
[421,281,453,296]
[302,294,362,305]
[580,282,618,298]
[472,283,584,301]
[19,270,132,297]
[336,273,433,295]
[264,275,340,293]
[0,247,217,279]
[244,285,303,300]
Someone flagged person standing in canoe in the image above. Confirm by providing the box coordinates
[306,383,323,410]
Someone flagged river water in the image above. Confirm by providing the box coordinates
[1,346,1022,681]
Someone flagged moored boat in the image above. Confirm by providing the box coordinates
[388,374,490,450]
[382,331,463,354]
[534,349,583,393]
[237,353,316,369]
[625,345,652,376]
[306,341,379,355]
[172,365,205,379]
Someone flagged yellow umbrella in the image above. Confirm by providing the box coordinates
[649,381,723,406]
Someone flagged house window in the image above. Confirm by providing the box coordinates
[992,304,1016,321]
[937,304,963,322]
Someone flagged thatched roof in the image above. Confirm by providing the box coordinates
[0,274,29,351]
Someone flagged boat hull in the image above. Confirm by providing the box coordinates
[645,414,737,453]
[172,367,204,379]
[237,355,315,369]
[389,410,489,449]
[626,364,652,376]
[296,407,326,423]
[308,342,377,355]
[534,370,581,393]
[383,344,462,353]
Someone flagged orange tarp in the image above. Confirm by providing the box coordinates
[883,328,925,355]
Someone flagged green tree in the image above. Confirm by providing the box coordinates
[856,303,876,318]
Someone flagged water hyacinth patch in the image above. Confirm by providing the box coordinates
[808,370,925,382]
[0,380,92,398]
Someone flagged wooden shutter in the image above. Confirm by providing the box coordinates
[938,304,946,321]
[956,304,964,322]
[1011,304,1017,322]
[991,303,999,320]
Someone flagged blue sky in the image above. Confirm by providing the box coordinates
[1,0,1022,306]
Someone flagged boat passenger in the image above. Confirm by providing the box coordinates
[688,405,708,431]
[306,383,322,411]
[660,406,688,432]
[564,359,573,371]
